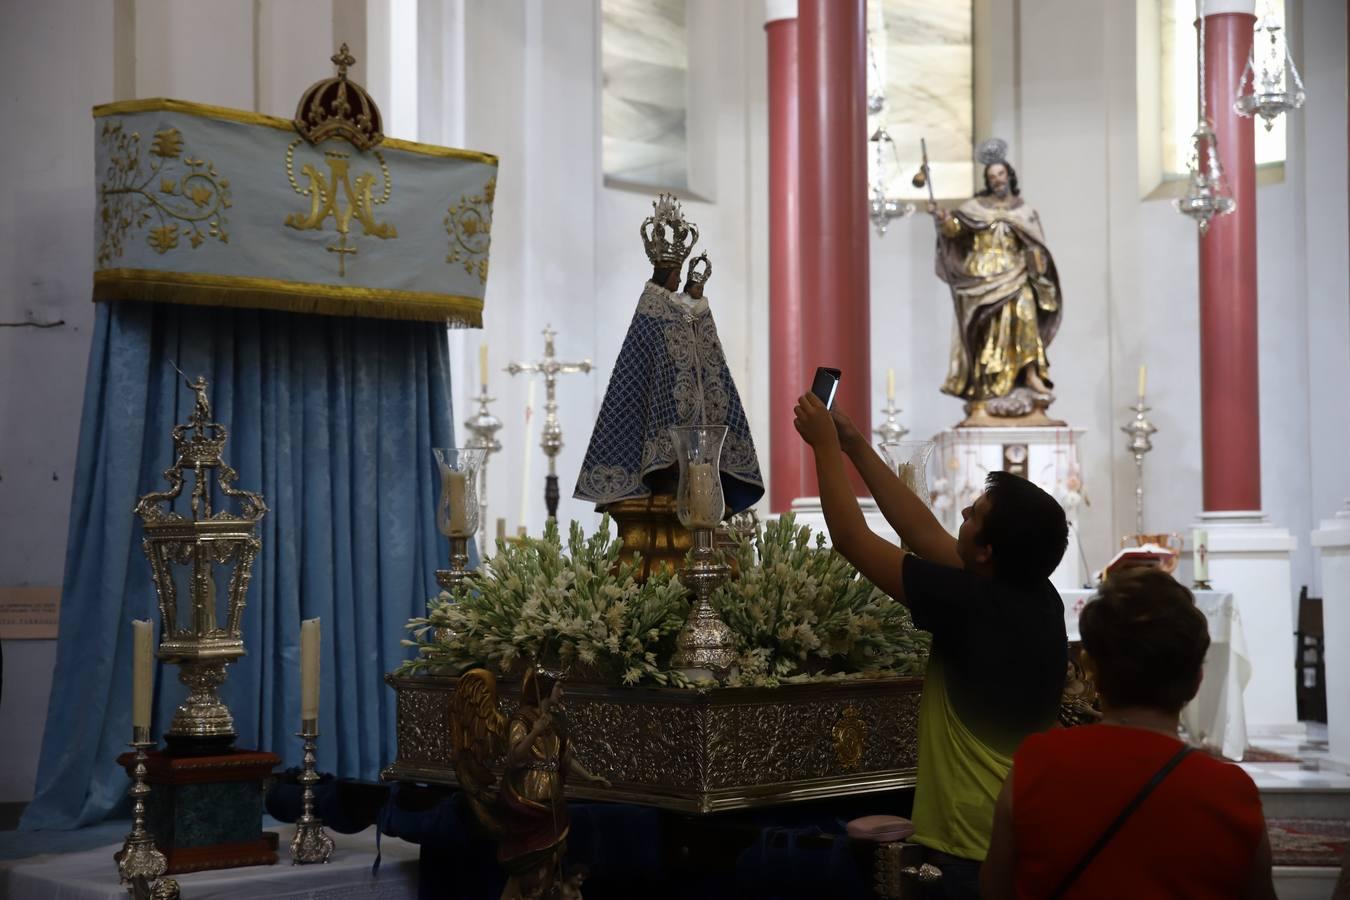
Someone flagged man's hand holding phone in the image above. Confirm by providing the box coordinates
[794,391,839,450]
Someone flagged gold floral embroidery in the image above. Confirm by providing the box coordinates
[97,122,232,266]
[445,175,495,284]
[283,138,396,277]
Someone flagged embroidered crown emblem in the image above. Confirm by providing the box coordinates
[640,193,699,269]
[293,44,385,151]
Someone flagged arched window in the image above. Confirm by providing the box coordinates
[1157,0,1286,180]
[601,0,691,192]
[866,0,975,201]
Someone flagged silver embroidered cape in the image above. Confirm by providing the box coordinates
[573,282,764,514]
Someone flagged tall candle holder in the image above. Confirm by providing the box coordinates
[506,326,592,524]
[117,727,180,899]
[464,385,503,559]
[1121,397,1158,535]
[433,448,486,644]
[290,719,334,864]
[668,426,736,680]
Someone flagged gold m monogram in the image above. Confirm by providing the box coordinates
[284,139,397,276]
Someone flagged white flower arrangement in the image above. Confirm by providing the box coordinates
[714,514,929,687]
[400,516,691,685]
[398,513,928,688]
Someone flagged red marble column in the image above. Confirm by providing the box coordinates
[1199,5,1260,511]
[797,0,870,496]
[767,10,806,512]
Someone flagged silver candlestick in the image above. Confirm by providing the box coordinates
[670,528,736,679]
[874,399,909,444]
[436,535,472,595]
[290,719,334,864]
[464,385,503,559]
[117,728,180,900]
[506,326,592,524]
[1121,398,1158,535]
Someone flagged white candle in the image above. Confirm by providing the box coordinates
[898,462,919,496]
[886,368,895,402]
[1193,528,1209,583]
[444,470,469,535]
[519,379,536,531]
[300,618,320,722]
[479,344,489,388]
[686,462,723,528]
[1137,364,1147,399]
[132,619,154,731]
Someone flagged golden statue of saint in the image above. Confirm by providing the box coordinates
[929,141,1063,424]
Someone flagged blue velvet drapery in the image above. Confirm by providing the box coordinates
[21,301,454,830]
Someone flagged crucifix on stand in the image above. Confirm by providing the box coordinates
[506,326,592,524]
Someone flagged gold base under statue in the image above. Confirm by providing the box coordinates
[604,493,738,583]
[957,399,1066,429]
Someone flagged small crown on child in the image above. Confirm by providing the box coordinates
[640,193,699,269]
[685,252,712,287]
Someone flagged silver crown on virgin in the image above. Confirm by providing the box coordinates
[685,251,712,288]
[640,193,699,269]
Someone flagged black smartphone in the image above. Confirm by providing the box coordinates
[810,367,842,409]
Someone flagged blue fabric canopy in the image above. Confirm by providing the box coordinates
[21,301,456,830]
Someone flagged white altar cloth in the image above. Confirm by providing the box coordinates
[1062,589,1251,761]
[0,824,419,900]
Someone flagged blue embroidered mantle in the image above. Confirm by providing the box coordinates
[574,282,763,514]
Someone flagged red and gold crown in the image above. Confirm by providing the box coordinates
[293,44,385,151]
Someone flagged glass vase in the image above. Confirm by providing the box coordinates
[879,440,935,509]
[671,425,727,530]
[433,447,486,539]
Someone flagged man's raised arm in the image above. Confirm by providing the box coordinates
[832,409,962,568]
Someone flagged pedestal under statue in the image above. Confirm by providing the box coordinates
[929,139,1064,427]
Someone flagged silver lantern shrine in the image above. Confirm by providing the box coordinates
[135,376,266,754]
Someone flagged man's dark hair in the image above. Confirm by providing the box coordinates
[1079,570,1209,713]
[976,471,1067,585]
[977,161,1020,197]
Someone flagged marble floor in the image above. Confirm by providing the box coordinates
[1240,724,1349,899]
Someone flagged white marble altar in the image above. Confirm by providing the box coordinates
[1195,511,1299,737]
[933,426,1089,592]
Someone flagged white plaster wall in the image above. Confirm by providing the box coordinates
[0,0,117,804]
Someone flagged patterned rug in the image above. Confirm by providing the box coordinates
[1200,744,1302,764]
[1242,746,1302,764]
[1268,817,1350,868]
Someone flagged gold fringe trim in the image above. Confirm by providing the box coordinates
[94,268,483,327]
[91,98,499,166]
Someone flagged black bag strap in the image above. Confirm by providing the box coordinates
[1048,744,1194,899]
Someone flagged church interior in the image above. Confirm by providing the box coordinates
[1,0,1348,898]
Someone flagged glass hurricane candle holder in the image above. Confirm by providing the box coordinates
[672,426,727,529]
[879,441,935,509]
[433,447,486,599]
[669,426,736,680]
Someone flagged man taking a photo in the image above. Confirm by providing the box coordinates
[795,392,1068,899]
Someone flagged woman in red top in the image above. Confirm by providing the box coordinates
[980,569,1276,899]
